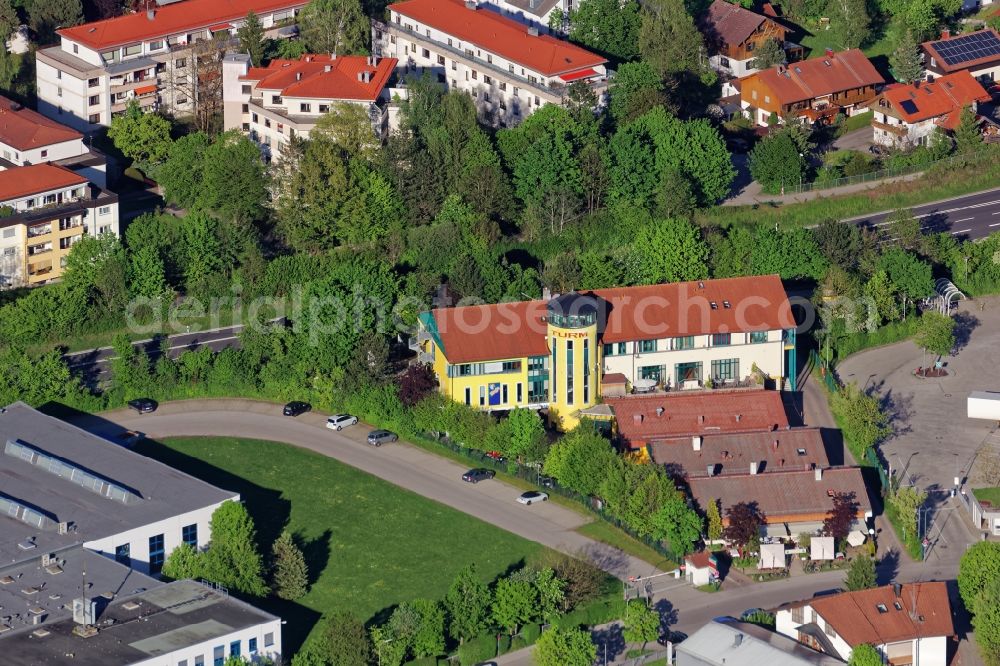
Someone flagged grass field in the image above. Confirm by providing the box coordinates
[576,521,677,570]
[973,487,1000,506]
[135,436,551,654]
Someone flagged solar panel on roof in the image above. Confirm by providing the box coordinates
[900,99,919,114]
[933,31,1000,66]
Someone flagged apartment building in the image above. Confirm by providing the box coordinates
[35,0,307,132]
[739,48,883,126]
[373,0,608,126]
[870,71,990,148]
[0,163,119,287]
[222,53,399,160]
[413,275,797,430]
[776,583,955,666]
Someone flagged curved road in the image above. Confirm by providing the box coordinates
[71,399,965,639]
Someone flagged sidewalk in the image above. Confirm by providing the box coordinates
[722,171,923,207]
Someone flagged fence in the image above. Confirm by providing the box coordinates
[416,431,683,565]
[779,147,993,195]
[809,349,840,393]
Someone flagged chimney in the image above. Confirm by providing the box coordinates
[706,464,716,476]
[750,461,758,475]
[825,48,834,58]
[296,72,302,81]
[815,467,823,481]
[368,55,376,66]
[941,29,950,40]
[146,9,155,20]
[324,64,331,73]
[306,55,313,62]
[734,633,744,647]
[692,436,702,451]
[894,582,902,598]
[735,414,742,423]
[699,415,705,424]
[527,26,539,37]
[542,286,552,301]
[656,406,664,417]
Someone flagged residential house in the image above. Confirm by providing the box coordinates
[922,29,1000,86]
[686,466,872,539]
[413,275,796,430]
[0,95,108,187]
[0,163,118,287]
[36,0,308,132]
[222,53,399,160]
[684,550,719,586]
[677,619,846,666]
[870,71,990,148]
[700,0,803,79]
[739,48,883,126]
[372,0,608,126]
[478,0,571,33]
[775,582,955,666]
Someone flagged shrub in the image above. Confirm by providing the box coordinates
[457,635,496,665]
[521,623,542,644]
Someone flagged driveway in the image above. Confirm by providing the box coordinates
[832,126,874,152]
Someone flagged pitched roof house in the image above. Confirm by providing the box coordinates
[870,71,989,148]
[700,0,803,78]
[775,582,955,666]
[922,29,1000,84]
[739,48,883,126]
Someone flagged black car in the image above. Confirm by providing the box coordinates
[538,475,555,489]
[283,401,311,417]
[462,468,496,483]
[127,398,157,414]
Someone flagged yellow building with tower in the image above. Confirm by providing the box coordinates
[412,275,797,431]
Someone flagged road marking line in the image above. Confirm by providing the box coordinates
[953,217,974,223]
[990,222,1000,227]
[951,229,972,235]
[992,211,1000,215]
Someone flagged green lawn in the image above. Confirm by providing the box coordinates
[135,436,551,654]
[973,487,1000,506]
[576,521,677,570]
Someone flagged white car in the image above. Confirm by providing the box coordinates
[516,491,548,505]
[326,414,358,431]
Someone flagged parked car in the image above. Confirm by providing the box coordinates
[658,631,688,646]
[283,401,311,416]
[485,450,506,463]
[367,430,398,446]
[127,398,157,414]
[538,475,555,488]
[739,608,766,621]
[462,468,496,483]
[516,491,548,505]
[326,414,358,431]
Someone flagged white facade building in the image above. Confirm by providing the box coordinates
[35,0,307,132]
[222,52,400,160]
[373,0,608,126]
[775,583,954,666]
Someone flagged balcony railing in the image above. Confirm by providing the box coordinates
[27,225,52,238]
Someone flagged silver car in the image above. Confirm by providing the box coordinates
[367,430,398,446]
[326,414,358,431]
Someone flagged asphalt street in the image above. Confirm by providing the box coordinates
[845,186,1000,241]
[72,399,973,643]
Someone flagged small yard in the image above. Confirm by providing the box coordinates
[973,487,1000,506]
[135,436,553,654]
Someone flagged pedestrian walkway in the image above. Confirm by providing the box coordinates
[722,171,923,207]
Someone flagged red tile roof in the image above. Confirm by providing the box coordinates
[609,390,790,446]
[686,466,871,524]
[800,582,955,645]
[59,0,307,51]
[650,427,828,477]
[388,0,607,76]
[876,71,988,127]
[685,550,715,569]
[743,48,883,106]
[241,54,397,101]
[701,0,772,49]
[428,275,793,364]
[602,373,628,385]
[0,96,81,151]
[0,163,88,202]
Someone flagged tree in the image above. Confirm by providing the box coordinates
[753,38,786,69]
[864,269,900,326]
[314,102,379,159]
[830,382,892,455]
[534,626,597,666]
[128,244,168,300]
[749,130,808,194]
[495,408,547,462]
[954,105,984,155]
[844,554,877,591]
[110,332,152,398]
[492,577,537,635]
[890,30,924,83]
[322,612,373,666]
[848,643,884,666]
[609,61,668,124]
[813,218,862,271]
[0,0,17,42]
[706,498,723,542]
[878,248,934,319]
[409,599,446,659]
[959,541,1000,610]
[888,485,927,541]
[543,426,618,497]
[445,564,492,643]
[639,0,705,78]
[651,496,703,555]
[299,0,368,56]
[972,579,1000,666]
[237,11,266,67]
[886,208,923,251]
[564,0,641,60]
[0,47,19,92]
[915,311,956,358]
[534,567,567,622]
[107,101,173,164]
[623,599,660,648]
[823,491,859,541]
[271,531,308,600]
[397,363,438,406]
[200,131,268,223]
[201,500,268,596]
[722,502,766,549]
[161,542,204,580]
[826,0,870,49]
[159,132,211,208]
[27,0,82,44]
[628,218,709,285]
[63,232,129,317]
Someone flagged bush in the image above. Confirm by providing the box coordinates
[833,317,921,361]
[510,636,528,651]
[521,623,542,644]
[457,635,496,666]
[555,596,625,628]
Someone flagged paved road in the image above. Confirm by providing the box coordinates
[845,186,1000,241]
[71,399,970,639]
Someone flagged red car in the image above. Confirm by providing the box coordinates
[485,451,506,463]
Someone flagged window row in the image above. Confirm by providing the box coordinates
[602,331,769,356]
[174,633,274,666]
